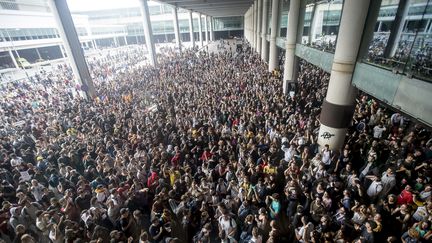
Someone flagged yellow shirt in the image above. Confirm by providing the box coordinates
[169,170,181,186]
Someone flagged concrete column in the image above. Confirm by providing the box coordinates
[377,21,383,32]
[254,1,259,50]
[35,48,42,59]
[204,15,209,43]
[268,0,279,72]
[246,9,250,42]
[173,6,181,51]
[113,37,118,47]
[92,39,98,49]
[124,35,128,45]
[256,0,262,54]
[139,0,157,66]
[296,0,306,44]
[47,0,96,99]
[423,19,430,33]
[428,20,432,33]
[261,0,269,62]
[198,13,203,47]
[358,0,382,61]
[283,0,300,94]
[188,11,195,48]
[317,0,371,150]
[9,49,19,68]
[384,0,410,58]
[210,17,215,41]
[309,2,318,44]
[250,4,255,50]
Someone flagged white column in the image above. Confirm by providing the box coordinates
[198,13,203,47]
[9,49,19,68]
[36,48,42,59]
[377,21,383,32]
[268,0,279,72]
[92,39,98,49]
[384,0,410,57]
[309,2,318,43]
[246,8,249,42]
[251,4,255,48]
[254,0,258,51]
[210,17,215,41]
[283,0,300,94]
[173,6,181,51]
[318,0,371,150]
[48,0,96,99]
[256,0,262,54]
[261,0,269,62]
[204,15,209,43]
[59,45,65,58]
[188,11,195,48]
[124,36,128,45]
[139,0,156,66]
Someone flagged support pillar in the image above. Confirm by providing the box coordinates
[92,39,97,49]
[253,1,257,50]
[198,13,203,47]
[261,0,269,62]
[9,50,19,68]
[36,48,42,60]
[358,0,383,60]
[256,0,262,54]
[309,2,318,44]
[188,11,195,48]
[268,0,279,72]
[113,37,118,47]
[384,0,410,58]
[318,0,371,150]
[124,36,128,45]
[283,0,300,94]
[173,6,181,51]
[139,0,157,66]
[204,15,209,43]
[47,0,96,99]
[59,45,66,57]
[377,21,383,32]
[251,4,255,48]
[210,17,215,41]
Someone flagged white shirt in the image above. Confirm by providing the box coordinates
[218,216,236,234]
[373,126,386,138]
[31,184,45,201]
[282,146,297,162]
[367,181,383,197]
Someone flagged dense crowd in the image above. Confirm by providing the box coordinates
[303,32,432,79]
[0,40,431,243]
[366,34,432,78]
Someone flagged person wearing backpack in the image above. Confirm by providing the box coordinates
[218,209,237,239]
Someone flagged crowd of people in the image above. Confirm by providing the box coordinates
[0,39,431,243]
[366,34,432,78]
[301,32,432,80]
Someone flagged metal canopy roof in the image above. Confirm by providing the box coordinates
[156,0,253,17]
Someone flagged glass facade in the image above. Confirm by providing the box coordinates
[300,1,344,53]
[91,26,125,36]
[0,28,59,42]
[362,0,432,82]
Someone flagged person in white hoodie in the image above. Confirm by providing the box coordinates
[366,175,383,202]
